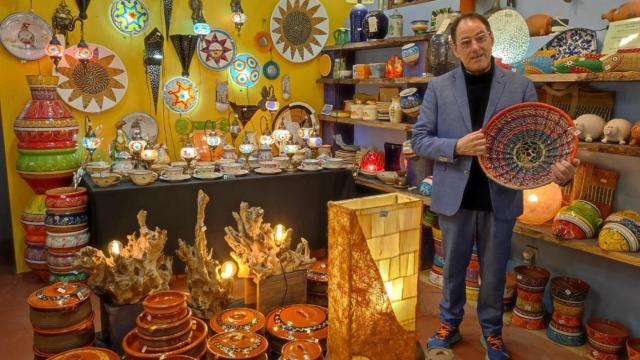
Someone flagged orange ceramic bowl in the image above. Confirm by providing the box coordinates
[143,290,188,315]
[210,307,266,335]
[32,313,95,354]
[123,317,207,360]
[48,347,120,360]
[137,319,194,351]
[206,331,269,359]
[137,308,193,337]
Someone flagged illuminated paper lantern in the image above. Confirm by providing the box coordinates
[328,193,421,359]
[518,183,563,225]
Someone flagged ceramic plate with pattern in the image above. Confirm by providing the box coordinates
[53,43,128,113]
[230,53,260,87]
[109,0,150,36]
[479,102,578,190]
[488,9,530,65]
[430,7,453,31]
[263,60,280,80]
[540,28,598,61]
[197,29,236,71]
[0,11,52,61]
[121,112,158,143]
[270,0,329,63]
[163,77,199,113]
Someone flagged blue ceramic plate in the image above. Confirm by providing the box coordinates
[263,60,280,80]
[540,28,598,61]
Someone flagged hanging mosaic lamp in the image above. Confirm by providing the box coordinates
[170,34,199,77]
[109,0,150,36]
[163,0,173,40]
[144,28,164,114]
[230,53,260,88]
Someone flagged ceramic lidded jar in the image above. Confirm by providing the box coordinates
[27,282,92,329]
[388,10,404,38]
[206,331,269,360]
[266,304,329,354]
[210,308,266,335]
[280,340,324,360]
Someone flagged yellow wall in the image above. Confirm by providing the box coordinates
[1,0,352,272]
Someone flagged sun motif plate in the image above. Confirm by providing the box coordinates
[120,112,158,143]
[197,28,236,71]
[488,9,530,64]
[479,102,578,190]
[0,11,52,61]
[109,0,150,36]
[539,28,598,61]
[53,43,128,113]
[230,53,260,88]
[270,0,329,63]
[163,77,199,113]
[430,7,454,31]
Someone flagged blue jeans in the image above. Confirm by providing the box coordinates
[438,209,515,337]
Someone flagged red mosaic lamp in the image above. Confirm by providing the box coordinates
[360,150,385,173]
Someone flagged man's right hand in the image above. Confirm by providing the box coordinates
[455,130,486,157]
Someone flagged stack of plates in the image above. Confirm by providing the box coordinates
[377,102,390,121]
[335,149,357,166]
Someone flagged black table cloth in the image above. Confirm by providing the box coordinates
[84,169,356,271]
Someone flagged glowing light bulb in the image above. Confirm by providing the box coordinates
[527,194,539,203]
[221,261,238,279]
[275,224,286,245]
[109,240,122,257]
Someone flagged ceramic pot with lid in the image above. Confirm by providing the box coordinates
[280,340,324,360]
[32,312,96,354]
[266,304,328,354]
[28,282,92,329]
[210,308,266,335]
[206,331,269,360]
[143,291,188,315]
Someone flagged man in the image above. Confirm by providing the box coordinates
[411,13,578,360]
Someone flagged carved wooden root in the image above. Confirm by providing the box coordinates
[73,210,173,305]
[175,190,232,319]
[224,201,315,282]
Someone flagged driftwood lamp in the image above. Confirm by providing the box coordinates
[328,193,422,360]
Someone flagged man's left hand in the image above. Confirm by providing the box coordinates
[551,158,580,186]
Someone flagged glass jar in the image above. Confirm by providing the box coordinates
[428,16,460,76]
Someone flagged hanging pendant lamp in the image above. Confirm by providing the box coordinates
[170,34,199,77]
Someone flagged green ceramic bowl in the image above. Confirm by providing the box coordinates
[16,147,80,172]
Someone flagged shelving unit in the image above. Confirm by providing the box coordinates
[319,114,413,132]
[388,0,435,10]
[577,142,640,158]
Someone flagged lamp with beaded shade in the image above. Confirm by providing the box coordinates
[518,183,563,225]
[346,0,374,42]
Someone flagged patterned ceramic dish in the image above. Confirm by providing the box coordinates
[550,276,590,302]
[598,210,640,252]
[45,187,87,209]
[488,9,530,64]
[586,318,629,353]
[44,212,88,228]
[27,282,92,328]
[539,28,598,62]
[552,200,602,240]
[206,331,268,359]
[266,304,328,353]
[280,340,323,360]
[209,308,266,335]
[514,265,550,291]
[547,320,586,346]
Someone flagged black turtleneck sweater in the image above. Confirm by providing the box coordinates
[460,62,494,211]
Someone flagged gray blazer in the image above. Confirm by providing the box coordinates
[411,65,538,219]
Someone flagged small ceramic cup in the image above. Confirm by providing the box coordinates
[302,159,321,169]
[171,161,188,170]
[324,158,344,168]
[162,166,184,178]
[258,161,278,169]
[221,162,243,173]
[273,157,290,169]
[194,165,216,175]
[85,161,110,175]
[129,170,158,186]
[91,172,121,188]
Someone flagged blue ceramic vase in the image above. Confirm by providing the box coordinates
[350,3,368,42]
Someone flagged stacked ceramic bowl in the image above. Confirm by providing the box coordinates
[22,195,48,282]
[14,75,80,194]
[28,282,95,359]
[209,307,266,335]
[552,200,603,240]
[45,187,90,284]
[266,304,328,356]
[307,259,329,307]
[429,227,444,287]
[48,347,120,360]
[279,340,324,360]
[547,276,590,346]
[512,265,550,330]
[586,318,629,360]
[465,247,480,302]
[206,331,269,360]
[124,291,208,360]
[598,210,640,252]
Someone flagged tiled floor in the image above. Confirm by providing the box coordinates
[1,263,583,360]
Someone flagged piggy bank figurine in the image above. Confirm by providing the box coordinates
[630,122,640,146]
[574,114,605,142]
[601,118,633,144]
[601,1,640,22]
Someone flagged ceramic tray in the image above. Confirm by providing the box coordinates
[197,29,236,71]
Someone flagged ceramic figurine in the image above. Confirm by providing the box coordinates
[630,122,640,145]
[574,114,606,142]
[601,1,640,22]
[526,14,552,36]
[601,118,633,144]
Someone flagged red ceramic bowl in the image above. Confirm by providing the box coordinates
[550,276,590,302]
[627,338,640,360]
[514,265,550,290]
[136,308,193,338]
[511,307,545,330]
[45,187,88,209]
[587,345,621,360]
[14,126,78,143]
[21,219,47,236]
[18,139,78,150]
[137,320,193,352]
[586,318,629,350]
[18,170,75,194]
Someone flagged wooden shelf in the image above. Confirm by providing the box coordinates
[319,114,413,131]
[322,34,430,52]
[388,0,435,9]
[316,76,431,85]
[527,71,640,83]
[354,177,432,206]
[578,142,640,157]
[513,222,640,268]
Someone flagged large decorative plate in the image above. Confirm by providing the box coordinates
[230,53,260,88]
[270,0,329,63]
[109,0,150,36]
[488,9,530,65]
[163,77,199,113]
[53,43,128,113]
[263,60,280,80]
[539,28,598,62]
[121,112,158,143]
[0,11,52,61]
[197,29,235,71]
[479,102,578,190]
[430,7,454,31]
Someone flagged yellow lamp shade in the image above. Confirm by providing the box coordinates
[519,183,563,225]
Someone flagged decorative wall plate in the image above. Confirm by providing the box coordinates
[318,53,331,77]
[263,60,280,80]
[109,0,150,36]
[479,102,578,190]
[121,112,158,142]
[488,9,530,64]
[540,28,598,61]
[430,7,454,31]
[270,0,328,63]
[230,53,260,88]
[0,11,52,61]
[163,77,199,113]
[254,30,272,52]
[53,43,128,113]
[197,29,235,71]
[273,102,317,144]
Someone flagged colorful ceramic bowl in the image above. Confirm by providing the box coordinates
[515,296,544,314]
[553,200,603,240]
[401,43,420,66]
[586,318,629,353]
[511,307,545,330]
[550,276,590,302]
[552,311,583,328]
[547,320,586,346]
[587,344,622,360]
[16,147,80,172]
[514,265,550,292]
[18,169,75,194]
[44,212,88,227]
[209,308,266,335]
[45,187,87,209]
[410,20,430,35]
[14,127,79,149]
[25,243,47,263]
[553,297,585,317]
[598,210,640,252]
[517,288,545,303]
[399,87,421,117]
